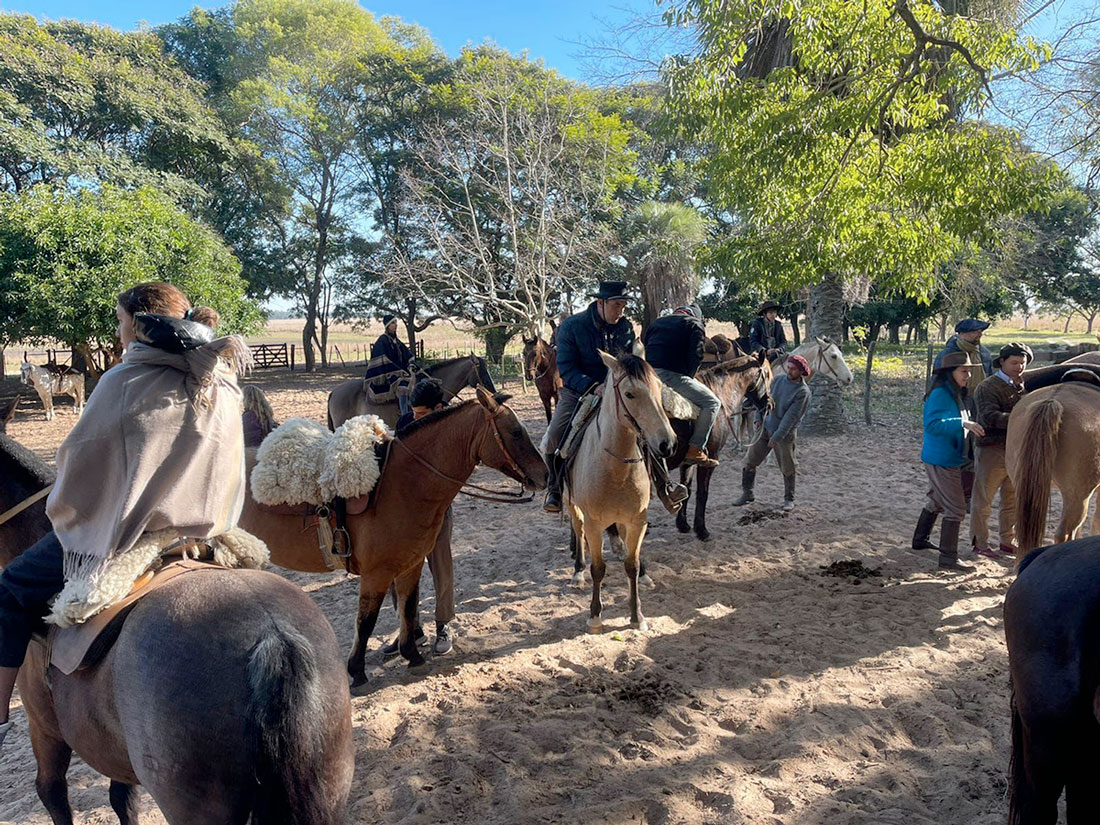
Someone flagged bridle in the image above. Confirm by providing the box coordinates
[596,370,650,464]
[392,402,535,503]
[718,358,772,448]
[525,343,554,382]
[809,344,843,383]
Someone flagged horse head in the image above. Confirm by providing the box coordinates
[468,354,498,395]
[522,338,542,380]
[473,386,548,491]
[810,338,855,386]
[19,362,32,386]
[598,350,675,458]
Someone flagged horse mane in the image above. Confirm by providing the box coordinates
[397,394,514,439]
[429,354,483,369]
[618,353,655,381]
[0,432,56,488]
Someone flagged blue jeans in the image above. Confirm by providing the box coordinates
[655,369,721,449]
[0,532,64,668]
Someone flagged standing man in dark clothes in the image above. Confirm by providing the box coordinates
[933,319,993,387]
[748,300,789,363]
[643,304,722,467]
[366,314,417,415]
[733,354,812,512]
[543,281,637,513]
[388,379,455,657]
[970,342,1031,559]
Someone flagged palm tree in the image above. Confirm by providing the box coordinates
[622,201,710,329]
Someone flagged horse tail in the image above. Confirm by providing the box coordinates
[247,618,331,824]
[1014,396,1063,556]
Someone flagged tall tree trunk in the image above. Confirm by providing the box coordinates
[483,327,512,365]
[938,314,948,342]
[789,307,801,346]
[1064,314,1072,334]
[887,323,901,344]
[1087,312,1096,334]
[403,296,419,349]
[802,273,847,435]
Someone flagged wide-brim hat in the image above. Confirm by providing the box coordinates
[590,281,629,301]
[954,318,990,334]
[382,313,396,326]
[756,300,782,315]
[993,342,1034,369]
[934,351,981,373]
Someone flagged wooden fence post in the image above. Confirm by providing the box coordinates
[290,344,296,371]
[863,339,876,426]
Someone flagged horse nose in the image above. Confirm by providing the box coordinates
[657,439,673,458]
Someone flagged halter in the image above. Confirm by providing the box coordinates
[393,402,535,503]
[526,343,554,381]
[595,371,649,464]
[810,345,843,382]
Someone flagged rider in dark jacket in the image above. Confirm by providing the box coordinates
[748,300,788,363]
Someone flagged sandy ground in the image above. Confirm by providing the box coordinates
[0,368,1093,825]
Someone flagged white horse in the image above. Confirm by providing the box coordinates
[19,362,85,420]
[787,336,855,385]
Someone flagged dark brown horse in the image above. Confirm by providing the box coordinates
[1005,535,1100,824]
[0,434,354,824]
[240,388,548,688]
[522,336,561,422]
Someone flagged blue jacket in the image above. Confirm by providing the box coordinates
[933,335,992,375]
[921,384,968,467]
[557,301,636,394]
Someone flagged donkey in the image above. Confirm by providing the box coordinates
[20,362,85,420]
[0,433,354,825]
[328,353,497,429]
[240,387,548,688]
[522,336,561,422]
[565,351,675,633]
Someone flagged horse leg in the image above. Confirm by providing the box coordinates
[109,780,142,825]
[393,564,427,670]
[1066,723,1100,824]
[1057,492,1089,544]
[347,587,386,688]
[569,511,587,588]
[606,523,624,559]
[675,465,693,535]
[621,518,649,632]
[542,391,552,423]
[583,520,606,633]
[693,465,716,542]
[29,731,74,825]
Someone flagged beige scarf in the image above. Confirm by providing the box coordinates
[955,336,986,392]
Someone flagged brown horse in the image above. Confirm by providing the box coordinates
[0,434,353,825]
[1007,380,1100,557]
[327,353,497,429]
[240,388,548,688]
[522,336,561,422]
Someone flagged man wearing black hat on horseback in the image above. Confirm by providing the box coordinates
[366,314,417,415]
[748,300,788,364]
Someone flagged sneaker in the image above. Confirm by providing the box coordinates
[998,543,1019,558]
[781,499,794,512]
[939,559,975,572]
[432,625,453,656]
[381,626,427,660]
[0,720,11,752]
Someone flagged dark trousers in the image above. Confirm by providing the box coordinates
[0,531,64,668]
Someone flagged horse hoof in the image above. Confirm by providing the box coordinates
[676,519,691,534]
[570,572,587,588]
[349,674,369,694]
[407,660,430,676]
[586,618,603,634]
[695,530,712,542]
[639,574,656,589]
[631,619,649,632]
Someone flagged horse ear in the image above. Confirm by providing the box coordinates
[598,349,620,373]
[631,340,646,359]
[475,385,499,411]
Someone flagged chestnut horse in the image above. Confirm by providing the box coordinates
[240,388,548,688]
[0,434,353,825]
[522,336,561,422]
[1007,380,1100,557]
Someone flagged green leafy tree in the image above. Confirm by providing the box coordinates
[0,185,261,373]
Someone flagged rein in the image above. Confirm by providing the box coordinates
[0,483,53,527]
[811,346,843,382]
[393,405,535,503]
[596,372,647,464]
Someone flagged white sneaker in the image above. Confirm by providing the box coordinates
[0,720,12,752]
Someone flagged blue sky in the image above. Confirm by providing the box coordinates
[0,0,652,80]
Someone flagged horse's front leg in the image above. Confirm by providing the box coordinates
[693,465,716,542]
[569,509,587,587]
[393,563,427,671]
[621,518,649,632]
[347,585,386,689]
[583,520,607,633]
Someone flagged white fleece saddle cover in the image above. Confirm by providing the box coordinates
[661,384,699,421]
[250,415,388,506]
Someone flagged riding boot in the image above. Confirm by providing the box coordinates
[732,467,756,506]
[911,508,939,551]
[543,452,564,514]
[937,519,974,572]
[781,474,796,512]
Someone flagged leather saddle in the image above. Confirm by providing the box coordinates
[47,559,226,675]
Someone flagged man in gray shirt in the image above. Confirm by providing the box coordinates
[733,354,812,512]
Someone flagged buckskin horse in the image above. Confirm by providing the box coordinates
[565,350,675,633]
[327,353,497,428]
[0,433,353,824]
[522,336,561,422]
[240,387,548,688]
[1004,535,1100,824]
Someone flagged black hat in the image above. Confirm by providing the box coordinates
[993,342,1034,369]
[756,300,782,315]
[590,281,629,300]
[933,351,981,373]
[382,314,396,327]
[954,318,990,334]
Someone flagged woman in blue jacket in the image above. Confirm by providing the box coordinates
[912,351,986,571]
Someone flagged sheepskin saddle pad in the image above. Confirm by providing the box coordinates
[661,384,699,421]
[250,415,389,507]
